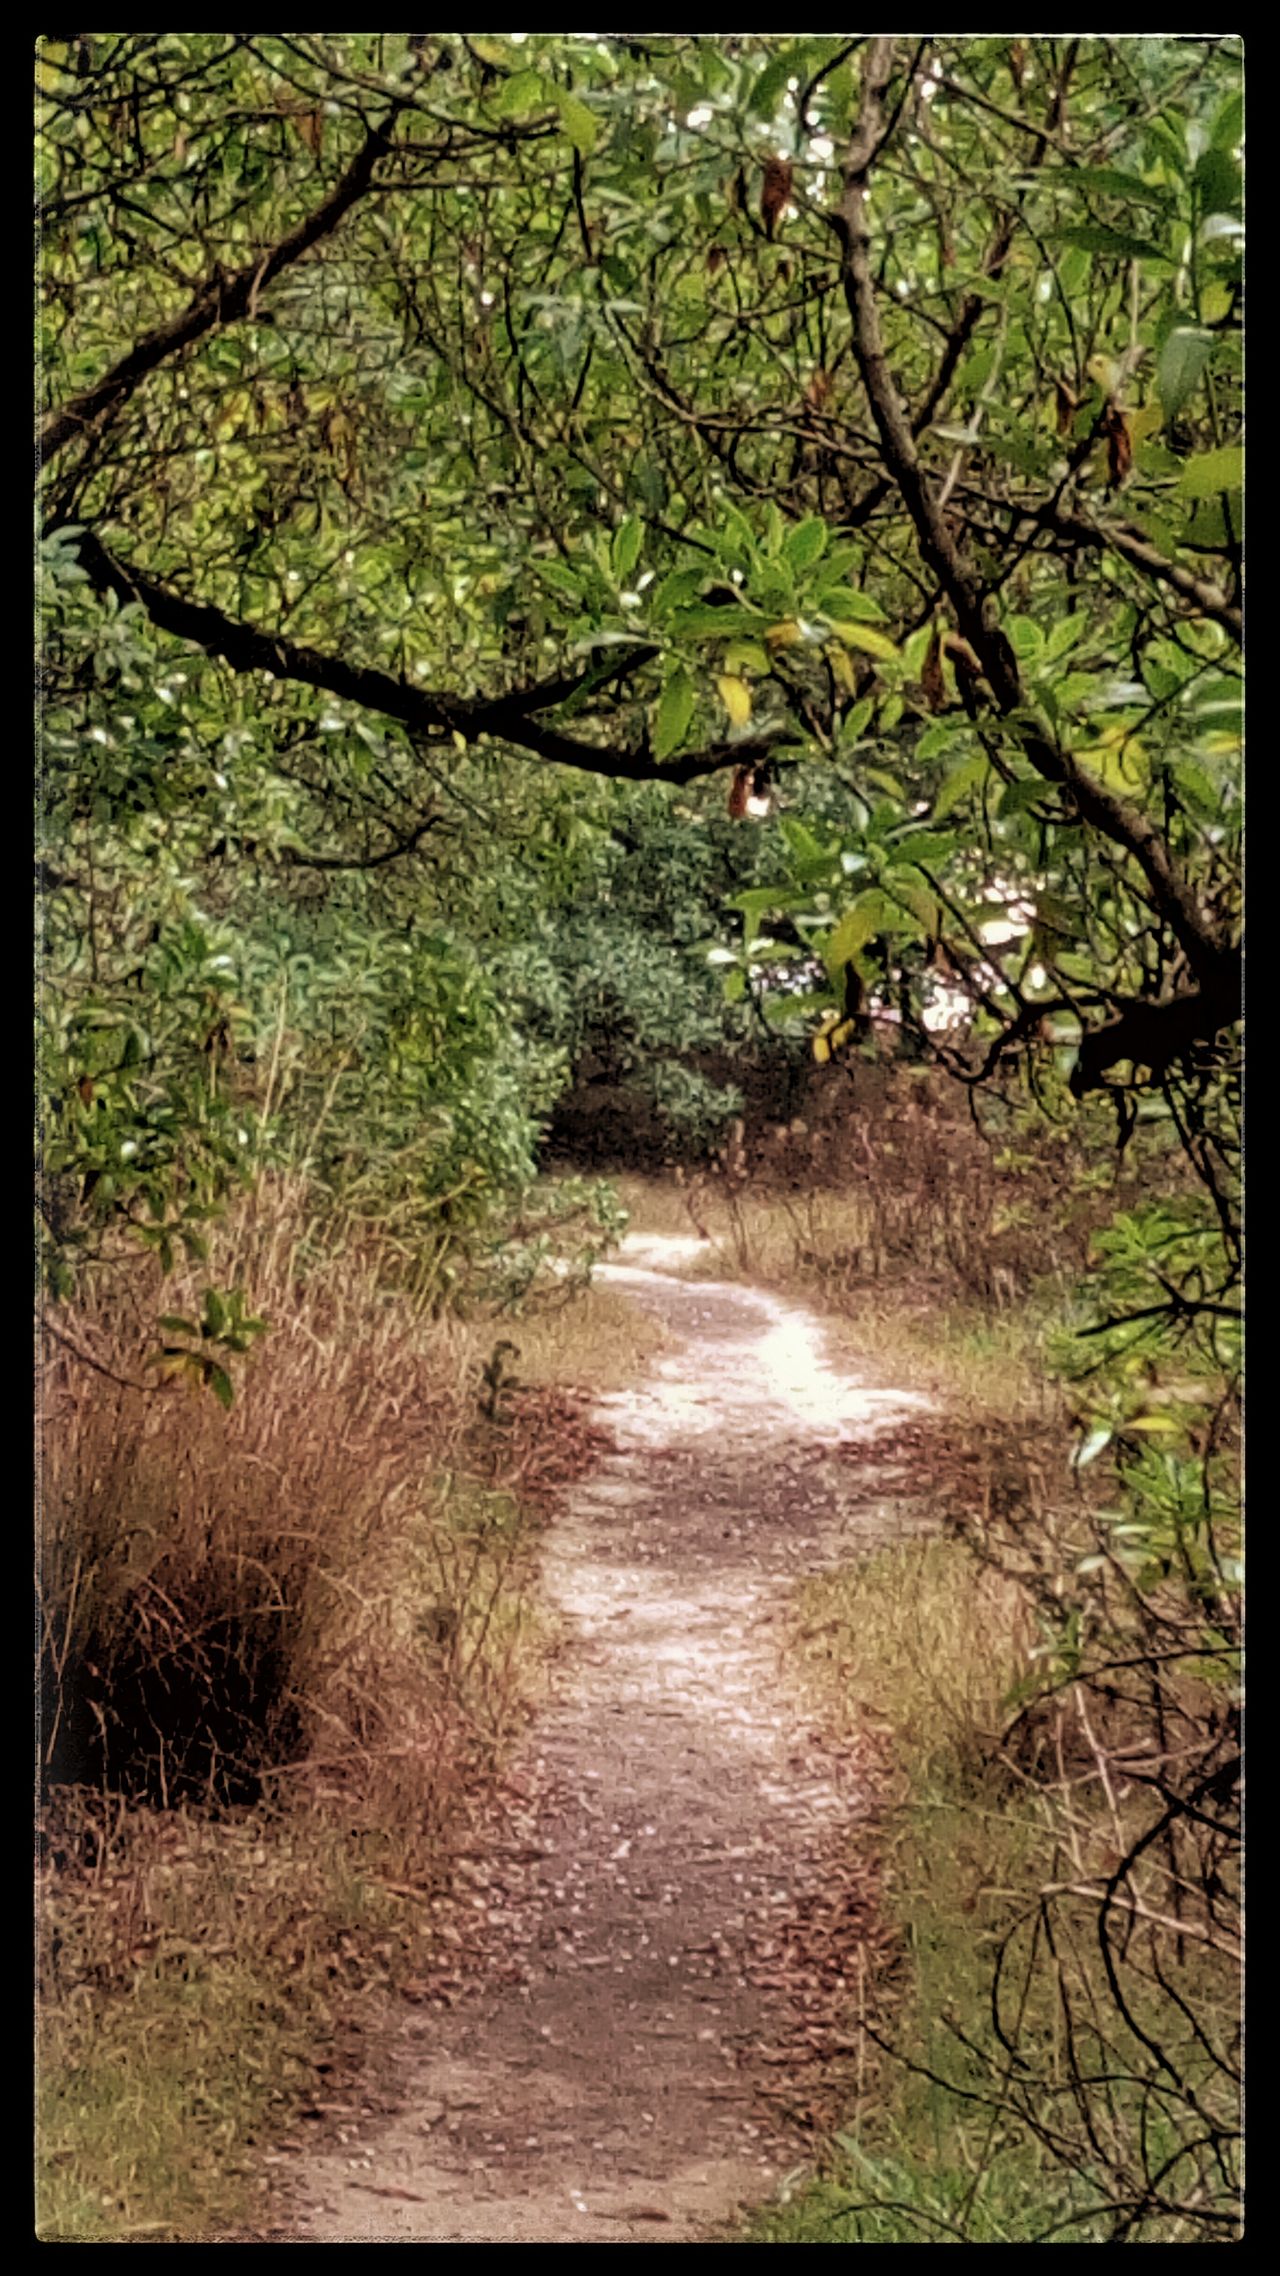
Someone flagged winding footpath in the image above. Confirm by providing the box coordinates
[291,1234,932,2242]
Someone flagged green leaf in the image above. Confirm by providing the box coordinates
[839,696,875,743]
[1045,614,1088,663]
[1193,145,1240,217]
[778,815,825,863]
[1180,497,1241,551]
[719,501,760,564]
[1211,88,1243,153]
[1000,775,1051,816]
[654,665,695,760]
[493,69,550,121]
[1176,445,1242,499]
[826,620,899,663]
[1033,891,1081,941]
[537,557,585,603]
[1051,224,1171,263]
[816,585,887,623]
[1157,327,1214,419]
[208,1363,234,1411]
[555,89,599,155]
[749,44,811,120]
[612,515,643,584]
[729,885,808,945]
[1049,164,1174,209]
[1006,615,1044,661]
[651,566,704,618]
[784,518,828,573]
[889,829,956,871]
[1172,759,1220,817]
[823,890,898,975]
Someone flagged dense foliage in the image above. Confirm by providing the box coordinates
[38,34,1240,1278]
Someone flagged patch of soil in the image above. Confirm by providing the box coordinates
[276,1237,933,2242]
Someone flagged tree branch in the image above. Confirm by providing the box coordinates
[831,40,1235,994]
[71,531,772,787]
[1069,980,1240,1098]
[279,814,442,870]
[1019,502,1241,643]
[38,105,404,471]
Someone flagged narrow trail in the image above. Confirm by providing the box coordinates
[290,1235,933,2243]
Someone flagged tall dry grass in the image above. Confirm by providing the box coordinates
[39,1179,492,1821]
[36,1174,601,2239]
[652,1064,1161,1329]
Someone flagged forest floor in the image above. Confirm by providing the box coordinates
[282,1231,936,2242]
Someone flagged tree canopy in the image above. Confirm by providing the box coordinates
[37,32,1241,1301]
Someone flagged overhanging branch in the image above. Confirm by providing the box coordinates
[72,532,773,787]
[1069,979,1240,1097]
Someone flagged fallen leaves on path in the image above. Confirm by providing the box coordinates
[283,1239,927,2241]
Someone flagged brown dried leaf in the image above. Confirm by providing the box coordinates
[921,623,947,712]
[761,155,793,241]
[1104,401,1133,490]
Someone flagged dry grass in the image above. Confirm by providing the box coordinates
[37,1794,413,2240]
[40,1179,475,1812]
[512,1274,670,1394]
[35,1173,661,2241]
[762,1527,1240,2245]
[792,1537,1034,1780]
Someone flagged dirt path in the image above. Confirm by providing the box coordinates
[288,1234,932,2242]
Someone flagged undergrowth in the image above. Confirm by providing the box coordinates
[744,1527,1240,2244]
[35,1174,641,2241]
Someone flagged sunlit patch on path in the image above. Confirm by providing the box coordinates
[290,1236,933,2242]
[601,1233,930,1445]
